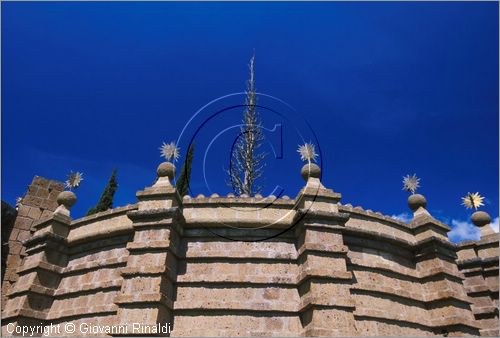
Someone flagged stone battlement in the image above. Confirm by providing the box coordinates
[1,163,498,336]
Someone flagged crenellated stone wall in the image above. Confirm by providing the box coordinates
[1,164,498,336]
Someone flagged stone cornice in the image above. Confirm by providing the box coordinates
[62,200,473,252]
[343,226,414,249]
[70,204,137,226]
[296,186,341,201]
[127,207,183,221]
[477,232,499,246]
[67,225,132,247]
[294,209,349,223]
[16,260,64,275]
[414,236,456,251]
[339,204,409,228]
[182,216,293,229]
[455,240,476,249]
[32,212,71,230]
[455,233,499,252]
[23,231,67,251]
[136,186,179,199]
[413,237,459,263]
[456,256,499,269]
[127,207,184,236]
[409,214,451,232]
[183,195,295,207]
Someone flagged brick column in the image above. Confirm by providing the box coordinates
[1,191,74,336]
[115,162,183,336]
[457,212,499,336]
[408,194,479,335]
[2,177,64,308]
[295,163,356,336]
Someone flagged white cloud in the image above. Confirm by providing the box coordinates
[448,217,499,243]
[491,217,499,233]
[448,217,499,242]
[390,212,499,243]
[448,219,480,243]
[391,213,412,223]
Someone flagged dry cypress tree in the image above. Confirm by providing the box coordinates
[87,169,118,216]
[228,53,266,196]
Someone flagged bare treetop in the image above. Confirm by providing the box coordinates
[228,52,266,196]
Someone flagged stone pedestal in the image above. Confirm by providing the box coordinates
[114,167,183,337]
[295,163,356,336]
[295,210,356,336]
[457,212,499,337]
[409,197,479,335]
[1,177,64,309]
[1,212,70,336]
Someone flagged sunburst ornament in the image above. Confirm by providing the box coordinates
[461,192,485,210]
[160,141,180,162]
[297,143,318,163]
[402,174,421,194]
[65,171,83,190]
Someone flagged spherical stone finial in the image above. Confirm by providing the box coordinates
[57,191,77,209]
[301,163,321,182]
[157,161,176,180]
[471,210,491,227]
[408,193,427,212]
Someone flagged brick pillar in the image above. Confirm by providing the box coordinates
[1,176,64,310]
[295,163,356,336]
[115,162,183,336]
[408,194,479,335]
[1,191,74,336]
[457,212,499,336]
[458,241,499,336]
[1,202,17,288]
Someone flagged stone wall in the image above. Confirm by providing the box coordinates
[1,176,64,308]
[456,231,499,336]
[1,166,498,336]
[1,201,17,285]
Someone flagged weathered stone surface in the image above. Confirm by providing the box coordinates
[1,176,64,310]
[1,175,497,336]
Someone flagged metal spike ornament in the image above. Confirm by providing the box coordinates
[402,174,421,194]
[65,171,83,190]
[461,192,485,210]
[160,141,180,162]
[297,143,318,163]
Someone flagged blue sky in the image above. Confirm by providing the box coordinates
[2,2,498,242]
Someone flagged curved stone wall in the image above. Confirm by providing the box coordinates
[1,171,498,337]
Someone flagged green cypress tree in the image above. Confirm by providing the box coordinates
[176,143,194,197]
[87,169,118,216]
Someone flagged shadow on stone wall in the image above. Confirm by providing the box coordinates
[1,201,17,280]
